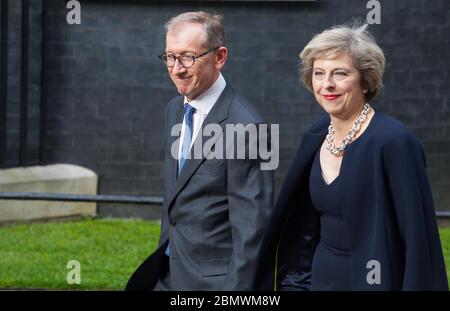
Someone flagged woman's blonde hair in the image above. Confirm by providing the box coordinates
[299,23,385,102]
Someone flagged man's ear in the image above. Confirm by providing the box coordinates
[215,47,228,70]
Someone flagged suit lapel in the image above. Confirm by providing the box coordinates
[166,85,235,210]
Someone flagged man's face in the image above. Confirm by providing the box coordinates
[165,23,226,101]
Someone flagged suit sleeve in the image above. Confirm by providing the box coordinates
[224,124,274,290]
[382,133,448,290]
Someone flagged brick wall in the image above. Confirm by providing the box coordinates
[2,0,42,166]
[3,0,450,215]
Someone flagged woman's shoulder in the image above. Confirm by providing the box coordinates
[367,112,426,161]
[371,112,418,144]
[305,111,421,147]
[307,114,330,134]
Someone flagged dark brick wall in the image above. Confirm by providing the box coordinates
[2,0,42,167]
[4,0,22,167]
[3,0,450,215]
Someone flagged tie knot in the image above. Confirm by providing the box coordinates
[184,103,195,116]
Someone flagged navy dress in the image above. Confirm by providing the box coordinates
[254,113,448,291]
[309,149,352,290]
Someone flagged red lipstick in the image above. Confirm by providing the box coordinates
[323,94,340,100]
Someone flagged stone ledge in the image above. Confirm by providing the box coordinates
[0,164,98,223]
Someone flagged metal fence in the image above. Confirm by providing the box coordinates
[0,192,449,219]
[0,192,162,205]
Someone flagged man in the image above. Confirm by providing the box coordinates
[126,11,274,291]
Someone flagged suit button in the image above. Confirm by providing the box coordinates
[169,219,176,227]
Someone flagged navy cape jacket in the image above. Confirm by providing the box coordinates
[254,112,448,290]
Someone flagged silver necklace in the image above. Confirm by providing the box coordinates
[326,103,371,157]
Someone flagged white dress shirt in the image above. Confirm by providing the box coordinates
[178,73,227,162]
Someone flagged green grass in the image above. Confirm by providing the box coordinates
[0,218,160,290]
[440,227,450,288]
[0,219,449,289]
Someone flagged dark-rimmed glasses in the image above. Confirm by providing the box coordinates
[158,48,218,68]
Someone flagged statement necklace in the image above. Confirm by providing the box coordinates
[326,103,371,157]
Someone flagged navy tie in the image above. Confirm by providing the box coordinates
[178,103,195,176]
[165,103,195,257]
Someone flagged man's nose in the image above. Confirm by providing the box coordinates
[171,59,186,75]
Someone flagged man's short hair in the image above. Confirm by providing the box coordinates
[165,11,226,49]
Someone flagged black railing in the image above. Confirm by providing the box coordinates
[0,192,449,219]
[0,192,163,205]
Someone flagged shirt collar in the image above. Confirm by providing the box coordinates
[184,73,226,114]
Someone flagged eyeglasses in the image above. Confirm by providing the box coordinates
[158,48,217,68]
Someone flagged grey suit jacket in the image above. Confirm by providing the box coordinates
[126,83,274,291]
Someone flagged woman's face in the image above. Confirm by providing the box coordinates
[312,52,367,120]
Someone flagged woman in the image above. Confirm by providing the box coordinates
[254,24,448,290]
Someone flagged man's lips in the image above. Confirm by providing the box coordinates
[323,94,341,100]
[174,76,193,84]
[174,75,192,80]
